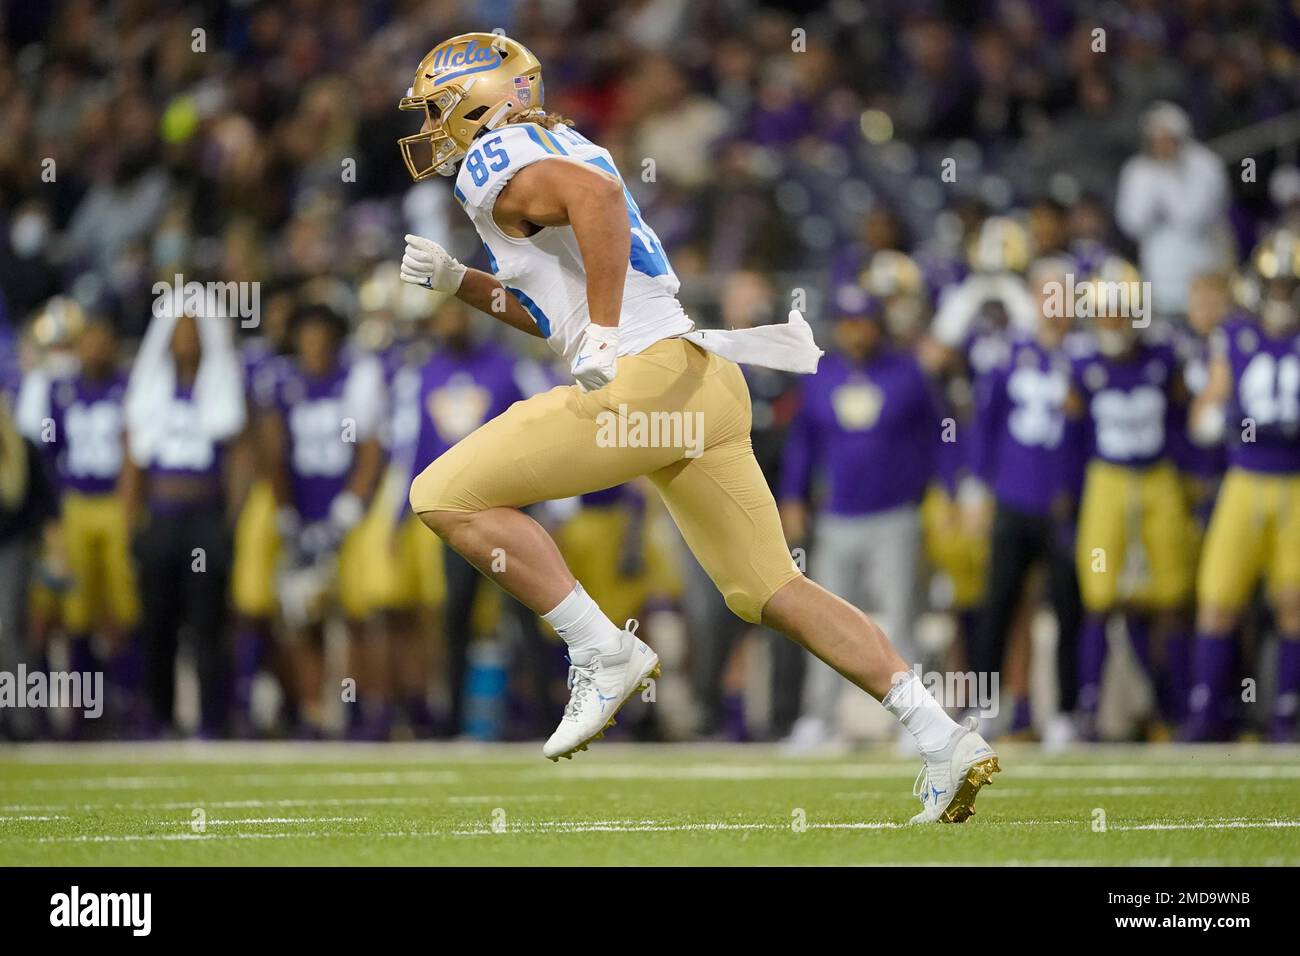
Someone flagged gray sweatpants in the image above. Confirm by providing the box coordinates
[799,505,924,726]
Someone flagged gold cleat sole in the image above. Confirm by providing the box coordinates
[939,756,1001,823]
[548,662,661,762]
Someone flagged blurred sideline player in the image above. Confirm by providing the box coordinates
[361,268,445,736]
[1188,231,1300,742]
[18,303,140,728]
[120,309,248,737]
[14,299,84,656]
[397,33,997,822]
[923,218,1041,703]
[779,285,937,750]
[966,257,1086,744]
[261,302,385,736]
[1068,259,1195,739]
[230,289,291,732]
[389,300,549,735]
[1157,273,1231,727]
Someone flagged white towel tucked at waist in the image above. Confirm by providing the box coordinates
[678,309,824,375]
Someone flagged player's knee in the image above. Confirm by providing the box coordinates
[722,587,765,625]
[407,459,470,532]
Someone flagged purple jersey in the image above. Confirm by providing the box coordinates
[273,353,386,522]
[45,373,127,494]
[402,343,525,487]
[149,383,223,480]
[1215,317,1300,474]
[1073,342,1180,468]
[241,338,284,413]
[965,324,1015,380]
[780,349,938,516]
[972,337,1082,516]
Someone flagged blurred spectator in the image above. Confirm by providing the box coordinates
[1115,102,1232,317]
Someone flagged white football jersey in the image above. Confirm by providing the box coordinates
[453,122,693,364]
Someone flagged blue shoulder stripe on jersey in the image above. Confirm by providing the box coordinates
[584,155,618,177]
[538,126,569,155]
[454,184,468,207]
[505,285,551,337]
[481,242,499,275]
[523,124,559,155]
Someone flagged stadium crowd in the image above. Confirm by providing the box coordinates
[0,0,1299,745]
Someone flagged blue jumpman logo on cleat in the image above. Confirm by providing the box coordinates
[931,784,944,803]
[597,690,618,710]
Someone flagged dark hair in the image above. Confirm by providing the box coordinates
[289,302,348,343]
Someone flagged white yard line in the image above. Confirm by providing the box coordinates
[1112,820,1300,831]
[0,770,463,790]
[7,816,1299,846]
[0,794,566,812]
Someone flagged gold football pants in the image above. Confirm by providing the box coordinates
[409,339,801,623]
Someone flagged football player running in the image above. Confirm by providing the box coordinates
[396,33,999,821]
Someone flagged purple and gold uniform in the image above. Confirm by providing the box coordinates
[921,424,987,611]
[1197,318,1300,611]
[557,483,682,627]
[381,341,526,613]
[39,371,138,632]
[273,351,385,619]
[1073,342,1194,612]
[232,342,286,618]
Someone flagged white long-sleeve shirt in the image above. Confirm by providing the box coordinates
[1115,141,1232,315]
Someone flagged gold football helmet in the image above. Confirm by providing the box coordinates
[967,216,1031,274]
[1246,228,1300,334]
[398,32,544,181]
[861,250,928,342]
[1084,256,1144,355]
[30,296,87,348]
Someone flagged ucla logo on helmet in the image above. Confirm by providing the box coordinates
[430,38,500,75]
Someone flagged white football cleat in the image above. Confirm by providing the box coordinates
[908,717,1000,824]
[544,620,660,762]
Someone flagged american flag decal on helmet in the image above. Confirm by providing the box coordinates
[514,74,532,106]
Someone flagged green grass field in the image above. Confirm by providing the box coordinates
[1,742,1297,866]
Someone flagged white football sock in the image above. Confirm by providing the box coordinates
[882,671,961,755]
[542,583,624,665]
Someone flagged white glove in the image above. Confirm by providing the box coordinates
[400,234,467,293]
[328,491,365,534]
[571,323,620,392]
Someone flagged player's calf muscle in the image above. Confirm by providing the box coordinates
[762,576,907,700]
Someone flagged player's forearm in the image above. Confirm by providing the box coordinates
[569,180,630,328]
[456,269,544,338]
[117,452,144,528]
[345,440,383,503]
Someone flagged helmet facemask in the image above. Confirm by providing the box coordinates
[398,87,466,180]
